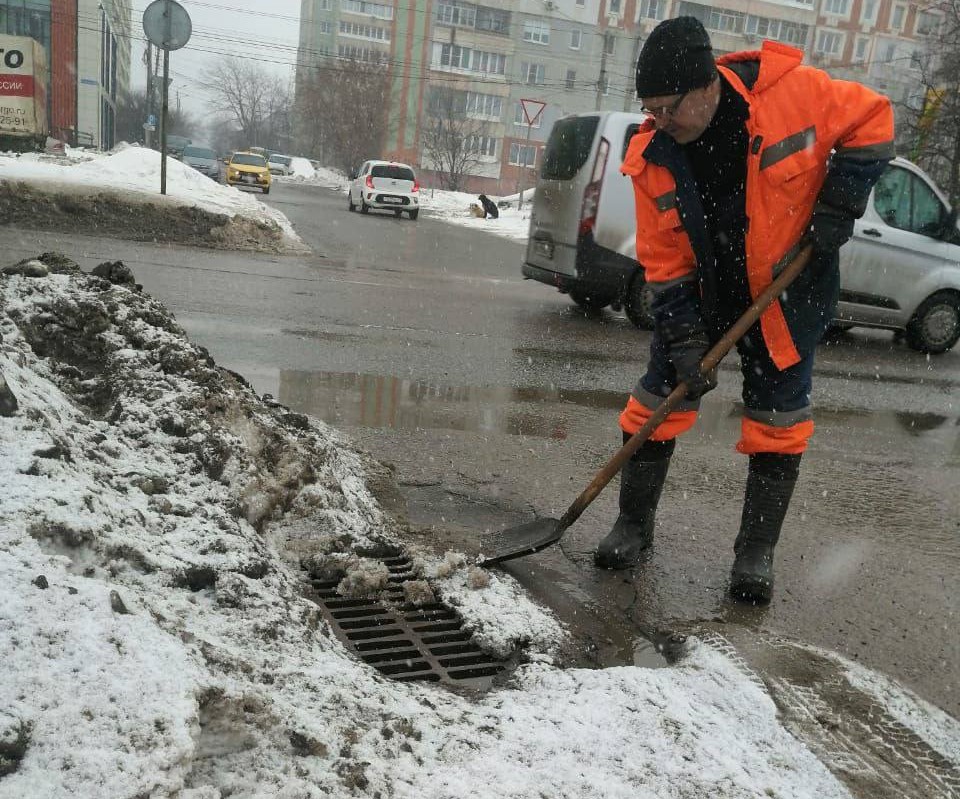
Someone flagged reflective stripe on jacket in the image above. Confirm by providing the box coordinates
[621,40,895,370]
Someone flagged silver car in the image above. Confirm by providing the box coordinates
[836,157,960,353]
[180,145,220,181]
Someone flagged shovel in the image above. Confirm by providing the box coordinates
[478,246,813,567]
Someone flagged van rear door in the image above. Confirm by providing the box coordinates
[526,115,601,278]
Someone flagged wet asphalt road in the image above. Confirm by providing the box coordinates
[3,181,958,719]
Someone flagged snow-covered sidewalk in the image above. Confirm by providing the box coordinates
[0,145,302,249]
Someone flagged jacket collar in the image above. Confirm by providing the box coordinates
[717,40,803,95]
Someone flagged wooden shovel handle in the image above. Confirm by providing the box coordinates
[558,246,813,529]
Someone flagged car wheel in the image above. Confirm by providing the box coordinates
[263,187,270,195]
[905,291,960,354]
[624,276,655,329]
[394,209,402,218]
[348,192,356,212]
[569,290,614,311]
[408,209,419,220]
[360,198,369,214]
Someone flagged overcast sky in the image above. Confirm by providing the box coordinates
[132,0,302,121]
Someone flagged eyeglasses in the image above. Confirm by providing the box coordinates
[640,92,689,119]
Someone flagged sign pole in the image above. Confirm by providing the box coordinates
[143,0,191,197]
[160,48,169,195]
[517,122,532,211]
[517,99,546,212]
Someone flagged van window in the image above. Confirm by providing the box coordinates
[874,166,945,237]
[371,164,416,180]
[540,116,600,180]
[622,124,642,161]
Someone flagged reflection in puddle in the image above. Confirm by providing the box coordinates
[278,370,959,462]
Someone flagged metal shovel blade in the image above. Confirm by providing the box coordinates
[477,518,564,566]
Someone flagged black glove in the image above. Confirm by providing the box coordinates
[663,319,717,401]
[808,205,855,253]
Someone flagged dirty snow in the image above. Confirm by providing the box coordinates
[0,255,885,798]
[0,145,301,246]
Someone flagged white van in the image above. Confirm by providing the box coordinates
[523,112,653,327]
[524,113,960,353]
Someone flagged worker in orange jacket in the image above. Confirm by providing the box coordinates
[594,17,895,602]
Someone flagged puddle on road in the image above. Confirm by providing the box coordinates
[277,369,959,464]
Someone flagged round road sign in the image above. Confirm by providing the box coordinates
[143,0,192,51]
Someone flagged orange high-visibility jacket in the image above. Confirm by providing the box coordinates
[621,40,895,370]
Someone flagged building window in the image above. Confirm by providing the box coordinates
[318,0,330,8]
[565,68,576,89]
[465,91,502,119]
[576,0,585,5]
[343,1,394,20]
[476,7,510,34]
[915,10,941,36]
[514,103,542,127]
[609,0,622,12]
[466,134,497,157]
[822,0,849,15]
[433,43,506,75]
[854,36,869,62]
[437,0,476,28]
[509,143,537,167]
[570,28,582,49]
[640,0,666,20]
[708,7,745,33]
[521,62,545,85]
[319,21,331,34]
[339,20,391,41]
[815,30,843,55]
[523,20,550,44]
[891,4,906,30]
[860,0,878,24]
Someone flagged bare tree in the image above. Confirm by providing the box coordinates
[900,0,960,205]
[420,87,491,191]
[115,90,195,145]
[201,57,291,152]
[294,58,392,171]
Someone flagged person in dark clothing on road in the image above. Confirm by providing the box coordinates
[478,194,499,219]
[594,17,895,603]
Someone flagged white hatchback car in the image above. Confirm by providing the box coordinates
[348,160,420,220]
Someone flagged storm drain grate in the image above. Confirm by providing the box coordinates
[303,554,506,690]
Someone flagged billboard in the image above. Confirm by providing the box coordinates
[0,34,49,138]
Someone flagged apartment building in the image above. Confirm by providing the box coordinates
[296,0,937,193]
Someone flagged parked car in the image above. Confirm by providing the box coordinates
[164,134,192,160]
[348,160,420,219]
[225,151,271,194]
[180,144,220,180]
[268,153,293,176]
[835,158,960,353]
[523,111,960,353]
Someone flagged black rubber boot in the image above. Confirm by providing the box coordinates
[729,453,801,603]
[594,435,674,569]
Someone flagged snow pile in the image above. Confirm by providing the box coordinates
[0,252,888,798]
[288,157,316,179]
[0,145,301,246]
[417,186,533,241]
[278,162,347,190]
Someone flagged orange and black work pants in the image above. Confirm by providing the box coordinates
[620,321,814,455]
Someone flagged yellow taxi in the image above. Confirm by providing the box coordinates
[226,151,272,194]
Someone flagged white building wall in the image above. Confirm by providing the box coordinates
[76,0,131,149]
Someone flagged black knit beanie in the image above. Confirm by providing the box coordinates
[635,17,716,98]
